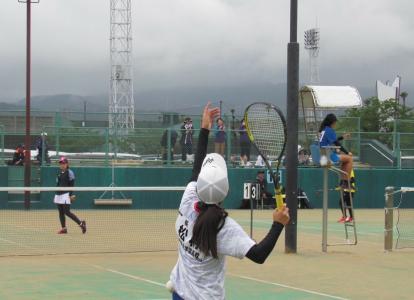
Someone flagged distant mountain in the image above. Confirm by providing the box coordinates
[1,83,405,116]
[0,102,22,110]
[15,94,108,112]
[2,84,289,115]
[135,83,288,115]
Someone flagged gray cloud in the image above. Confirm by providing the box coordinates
[0,0,413,103]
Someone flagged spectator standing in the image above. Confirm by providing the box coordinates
[239,120,251,166]
[180,117,194,162]
[35,132,50,165]
[214,118,226,157]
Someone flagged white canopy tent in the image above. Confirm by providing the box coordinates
[300,85,362,109]
[299,85,363,146]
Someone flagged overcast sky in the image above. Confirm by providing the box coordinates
[0,0,413,101]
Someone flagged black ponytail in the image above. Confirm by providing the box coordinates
[192,202,228,259]
[319,113,338,132]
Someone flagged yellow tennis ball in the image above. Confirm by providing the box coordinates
[166,280,174,293]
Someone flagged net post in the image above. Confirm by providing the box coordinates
[384,186,394,252]
[322,166,328,252]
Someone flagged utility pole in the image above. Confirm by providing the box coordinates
[285,0,299,253]
[19,0,39,209]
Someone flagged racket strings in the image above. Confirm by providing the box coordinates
[246,104,285,159]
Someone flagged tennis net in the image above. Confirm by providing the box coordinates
[0,186,185,256]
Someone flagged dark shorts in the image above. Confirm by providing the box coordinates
[240,141,251,158]
[172,292,184,300]
[330,152,340,164]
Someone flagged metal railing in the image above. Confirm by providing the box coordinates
[1,124,414,169]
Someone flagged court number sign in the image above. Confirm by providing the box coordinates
[243,182,261,200]
[267,170,283,184]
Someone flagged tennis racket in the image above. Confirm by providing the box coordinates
[244,102,287,209]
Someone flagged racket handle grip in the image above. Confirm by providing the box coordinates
[274,186,284,209]
[275,194,284,209]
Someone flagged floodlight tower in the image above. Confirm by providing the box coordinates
[304,28,320,83]
[109,0,134,132]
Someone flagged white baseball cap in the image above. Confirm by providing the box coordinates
[196,153,229,205]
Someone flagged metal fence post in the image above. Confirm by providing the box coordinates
[357,117,361,158]
[226,117,231,164]
[56,126,60,157]
[167,127,172,165]
[384,186,394,252]
[392,119,397,155]
[0,127,4,164]
[41,135,45,164]
[322,166,328,252]
[396,133,401,169]
[105,128,109,167]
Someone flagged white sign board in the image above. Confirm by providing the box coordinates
[243,182,260,200]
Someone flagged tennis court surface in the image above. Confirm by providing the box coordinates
[1,209,413,300]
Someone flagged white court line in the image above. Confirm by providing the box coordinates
[242,219,381,245]
[3,222,82,242]
[89,264,348,300]
[0,237,43,251]
[90,264,165,288]
[228,273,349,300]
[0,237,18,244]
[244,219,382,237]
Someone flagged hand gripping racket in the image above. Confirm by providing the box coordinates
[244,102,287,209]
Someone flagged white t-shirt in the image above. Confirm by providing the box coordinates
[170,182,255,300]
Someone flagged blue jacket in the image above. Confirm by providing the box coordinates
[319,126,337,147]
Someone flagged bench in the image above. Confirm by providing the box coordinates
[94,199,133,206]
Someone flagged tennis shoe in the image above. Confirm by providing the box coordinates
[57,228,67,234]
[337,217,346,223]
[345,217,353,223]
[80,220,87,234]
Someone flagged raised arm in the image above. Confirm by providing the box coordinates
[189,102,220,182]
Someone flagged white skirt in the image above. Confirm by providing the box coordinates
[54,193,71,205]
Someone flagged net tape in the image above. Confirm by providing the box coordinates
[0,186,186,256]
[0,186,185,192]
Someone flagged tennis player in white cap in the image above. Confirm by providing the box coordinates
[168,102,290,300]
